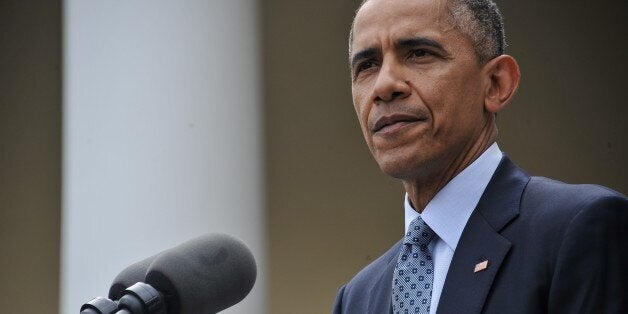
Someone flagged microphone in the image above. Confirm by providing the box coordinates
[144,233,257,314]
[80,233,257,314]
[108,254,158,300]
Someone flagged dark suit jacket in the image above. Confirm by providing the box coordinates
[333,156,627,314]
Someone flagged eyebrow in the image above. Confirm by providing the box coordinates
[397,37,444,51]
[350,47,379,69]
[350,36,445,68]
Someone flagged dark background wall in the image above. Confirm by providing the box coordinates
[0,1,62,312]
[497,1,627,189]
[263,0,627,313]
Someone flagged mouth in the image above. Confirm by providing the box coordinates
[372,113,427,134]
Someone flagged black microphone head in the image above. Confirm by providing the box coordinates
[108,254,158,300]
[145,233,257,314]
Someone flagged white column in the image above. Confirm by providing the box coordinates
[61,1,265,313]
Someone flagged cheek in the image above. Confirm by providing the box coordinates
[356,105,373,146]
[352,102,378,155]
[439,97,486,151]
[413,78,450,129]
[420,71,484,131]
[352,89,372,135]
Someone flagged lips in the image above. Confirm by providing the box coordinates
[372,113,426,133]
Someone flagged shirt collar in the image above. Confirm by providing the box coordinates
[404,142,503,251]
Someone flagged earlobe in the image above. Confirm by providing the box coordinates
[484,55,520,113]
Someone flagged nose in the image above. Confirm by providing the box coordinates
[372,60,411,103]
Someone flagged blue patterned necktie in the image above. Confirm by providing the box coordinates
[392,216,436,314]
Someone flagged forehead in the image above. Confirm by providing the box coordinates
[352,0,455,52]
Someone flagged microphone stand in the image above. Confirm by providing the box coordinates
[81,283,166,314]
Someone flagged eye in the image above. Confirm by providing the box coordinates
[353,60,379,78]
[409,49,432,59]
[356,61,375,74]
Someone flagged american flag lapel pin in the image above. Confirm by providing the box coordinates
[474,260,489,273]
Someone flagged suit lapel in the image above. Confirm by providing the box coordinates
[435,211,512,314]
[436,156,530,314]
[368,240,401,314]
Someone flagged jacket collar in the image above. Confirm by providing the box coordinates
[366,239,400,314]
[436,155,530,314]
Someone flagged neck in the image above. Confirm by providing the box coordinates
[403,120,497,213]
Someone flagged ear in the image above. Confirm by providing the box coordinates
[483,55,520,113]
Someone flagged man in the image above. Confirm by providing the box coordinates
[333,0,627,313]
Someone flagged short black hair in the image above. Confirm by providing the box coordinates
[449,0,505,63]
[349,0,506,63]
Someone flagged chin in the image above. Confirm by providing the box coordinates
[373,144,448,181]
[376,155,424,180]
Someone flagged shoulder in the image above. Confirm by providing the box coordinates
[522,176,627,223]
[521,179,628,312]
[525,176,624,206]
[517,176,627,237]
[524,177,628,238]
[343,240,400,292]
[333,240,401,313]
[501,176,626,267]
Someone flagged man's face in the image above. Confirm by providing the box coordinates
[350,0,492,180]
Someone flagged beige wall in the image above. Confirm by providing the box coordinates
[263,1,627,313]
[0,1,62,312]
[264,1,398,312]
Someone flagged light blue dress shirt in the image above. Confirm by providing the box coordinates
[404,143,502,312]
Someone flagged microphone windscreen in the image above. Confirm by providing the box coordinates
[108,254,158,300]
[145,233,257,314]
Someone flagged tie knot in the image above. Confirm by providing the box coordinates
[404,216,435,246]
